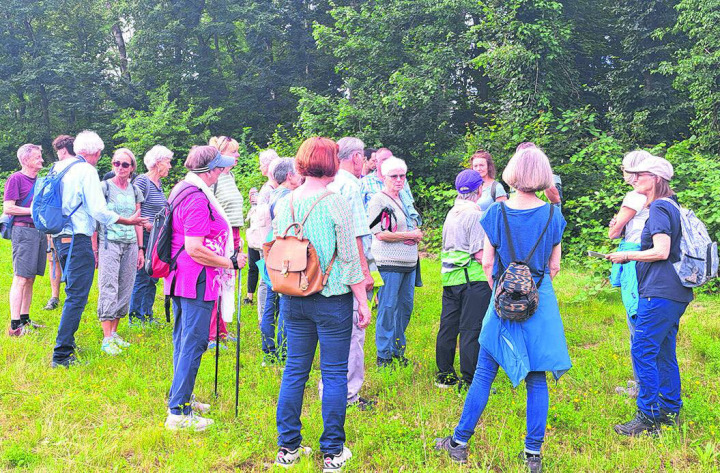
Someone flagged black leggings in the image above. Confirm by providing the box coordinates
[247,247,260,294]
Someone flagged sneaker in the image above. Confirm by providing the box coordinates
[225,333,238,343]
[518,452,543,473]
[50,354,80,368]
[111,333,130,348]
[376,356,393,368]
[208,341,228,351]
[242,297,253,305]
[274,445,312,468]
[44,297,60,310]
[614,411,659,437]
[25,319,45,329]
[8,324,31,337]
[434,436,468,464]
[394,356,410,367]
[101,337,122,356]
[658,410,681,428]
[435,373,458,389]
[190,394,211,414]
[323,446,352,472]
[348,397,376,411]
[165,412,214,432]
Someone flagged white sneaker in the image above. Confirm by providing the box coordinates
[323,446,352,472]
[111,332,130,347]
[190,394,210,414]
[101,337,121,355]
[274,445,312,468]
[164,412,214,432]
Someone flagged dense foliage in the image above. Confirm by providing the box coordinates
[1,0,719,256]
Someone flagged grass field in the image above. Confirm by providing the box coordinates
[1,238,719,472]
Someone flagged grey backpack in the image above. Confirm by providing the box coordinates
[661,198,718,287]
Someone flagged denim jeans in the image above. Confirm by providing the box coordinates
[454,348,549,453]
[52,235,95,364]
[277,292,353,455]
[129,231,158,319]
[260,287,286,357]
[633,296,688,419]
[168,273,213,415]
[376,269,415,360]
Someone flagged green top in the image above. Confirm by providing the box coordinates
[273,190,364,297]
[440,198,487,286]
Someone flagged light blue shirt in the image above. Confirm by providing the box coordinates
[329,169,371,238]
[52,156,119,236]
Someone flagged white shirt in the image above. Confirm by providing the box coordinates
[621,190,649,244]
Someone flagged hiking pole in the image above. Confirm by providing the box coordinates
[234,266,242,418]
[214,298,221,399]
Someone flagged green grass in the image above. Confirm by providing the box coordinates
[1,238,719,472]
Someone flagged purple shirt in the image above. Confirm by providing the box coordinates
[3,172,36,225]
[164,183,230,301]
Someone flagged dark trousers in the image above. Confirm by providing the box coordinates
[247,247,261,295]
[52,235,95,364]
[435,281,491,385]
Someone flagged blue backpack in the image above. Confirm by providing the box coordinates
[32,158,84,234]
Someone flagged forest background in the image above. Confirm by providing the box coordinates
[1,0,720,264]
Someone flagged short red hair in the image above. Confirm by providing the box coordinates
[295,137,339,178]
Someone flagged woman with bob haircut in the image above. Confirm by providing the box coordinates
[96,148,145,354]
[608,150,653,397]
[367,156,423,367]
[470,150,507,210]
[272,137,369,472]
[129,145,173,325]
[607,156,692,436]
[436,146,570,473]
[164,145,246,432]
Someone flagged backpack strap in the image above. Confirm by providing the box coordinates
[287,191,337,286]
[491,181,498,201]
[523,204,555,264]
[499,203,517,262]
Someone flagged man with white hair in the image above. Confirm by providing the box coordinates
[317,137,376,409]
[49,130,146,367]
[4,144,47,336]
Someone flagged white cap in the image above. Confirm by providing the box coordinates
[625,156,674,181]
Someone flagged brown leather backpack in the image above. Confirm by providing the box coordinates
[263,191,337,297]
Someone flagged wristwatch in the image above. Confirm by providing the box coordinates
[139,246,146,251]
[230,254,239,270]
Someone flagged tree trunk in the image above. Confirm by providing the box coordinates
[111,22,131,82]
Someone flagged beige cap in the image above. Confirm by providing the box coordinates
[625,156,674,181]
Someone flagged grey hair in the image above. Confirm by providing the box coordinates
[272,158,296,184]
[381,157,407,176]
[622,150,653,170]
[144,145,173,170]
[73,130,105,155]
[259,149,280,167]
[337,137,365,161]
[457,191,478,201]
[17,144,41,164]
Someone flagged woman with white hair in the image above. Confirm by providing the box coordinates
[367,157,423,367]
[128,145,173,325]
[608,150,653,397]
[607,156,692,436]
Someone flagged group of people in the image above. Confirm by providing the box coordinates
[2,130,694,472]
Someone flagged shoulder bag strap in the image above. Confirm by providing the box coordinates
[381,190,410,221]
[299,191,333,227]
[499,202,517,262]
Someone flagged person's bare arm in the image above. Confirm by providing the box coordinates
[544,186,561,204]
[481,235,495,287]
[549,243,561,279]
[607,233,670,264]
[376,229,421,242]
[608,206,637,239]
[473,249,483,264]
[357,237,374,291]
[185,236,234,268]
[2,200,30,216]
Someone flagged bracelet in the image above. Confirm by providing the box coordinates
[139,246,145,250]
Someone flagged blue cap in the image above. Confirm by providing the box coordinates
[455,169,483,194]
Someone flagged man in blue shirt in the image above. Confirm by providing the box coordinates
[51,130,147,368]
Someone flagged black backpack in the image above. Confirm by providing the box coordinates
[493,203,554,322]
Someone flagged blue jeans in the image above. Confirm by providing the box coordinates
[633,297,688,418]
[454,349,549,453]
[376,269,415,359]
[260,287,286,357]
[53,235,95,364]
[129,231,158,319]
[277,292,353,455]
[168,273,213,415]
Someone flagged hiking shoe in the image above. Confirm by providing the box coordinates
[25,319,45,329]
[434,436,468,464]
[658,410,681,428]
[435,373,459,389]
[44,297,60,310]
[376,356,393,368]
[101,337,122,355]
[51,354,80,368]
[323,446,352,472]
[190,394,210,414]
[8,324,31,337]
[274,445,312,468]
[111,333,130,348]
[614,411,659,437]
[518,452,543,473]
[348,397,376,411]
[395,356,410,367]
[242,297,253,305]
[165,412,214,432]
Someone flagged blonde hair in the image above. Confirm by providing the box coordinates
[112,148,137,169]
[209,136,239,155]
[502,147,554,192]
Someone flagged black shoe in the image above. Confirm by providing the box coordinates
[43,297,60,310]
[348,397,376,411]
[376,356,393,368]
[51,354,80,368]
[242,297,253,305]
[394,355,410,367]
[518,452,543,473]
[658,410,681,427]
[435,373,458,389]
[614,411,660,437]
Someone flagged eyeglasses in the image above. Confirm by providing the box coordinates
[388,174,406,180]
[112,161,132,169]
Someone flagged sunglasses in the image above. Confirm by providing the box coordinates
[112,161,132,169]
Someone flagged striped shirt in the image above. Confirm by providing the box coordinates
[134,174,167,220]
[273,191,364,297]
[213,172,244,227]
